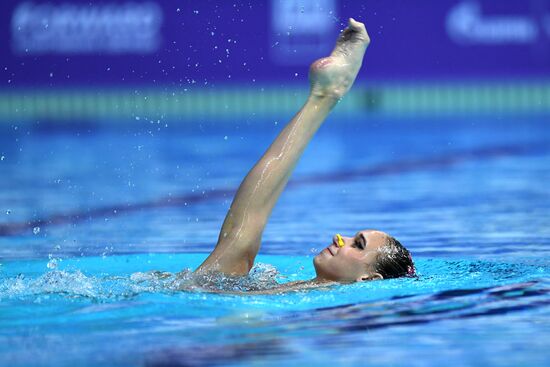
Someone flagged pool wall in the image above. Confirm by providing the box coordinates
[1,82,549,124]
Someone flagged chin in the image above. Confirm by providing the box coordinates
[312,255,324,275]
[312,256,335,281]
[312,254,320,268]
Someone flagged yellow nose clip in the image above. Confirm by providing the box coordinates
[336,234,345,248]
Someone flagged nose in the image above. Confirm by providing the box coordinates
[334,234,346,248]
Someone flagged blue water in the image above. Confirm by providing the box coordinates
[1,116,549,366]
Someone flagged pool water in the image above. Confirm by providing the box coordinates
[1,116,549,366]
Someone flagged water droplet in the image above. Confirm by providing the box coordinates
[0,155,4,161]
[223,135,228,140]
[46,258,57,269]
[33,226,40,235]
[5,209,11,215]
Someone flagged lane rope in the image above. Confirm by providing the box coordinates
[0,143,546,237]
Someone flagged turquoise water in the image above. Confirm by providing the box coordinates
[1,117,549,366]
[1,255,549,366]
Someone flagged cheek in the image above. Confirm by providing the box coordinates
[332,254,361,272]
[314,251,367,281]
[338,248,363,262]
[335,251,368,272]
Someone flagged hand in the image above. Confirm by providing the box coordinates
[309,18,370,99]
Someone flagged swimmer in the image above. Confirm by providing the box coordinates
[194,18,415,292]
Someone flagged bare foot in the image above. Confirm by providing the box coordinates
[309,18,370,99]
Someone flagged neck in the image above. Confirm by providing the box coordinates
[267,277,336,293]
[310,276,335,284]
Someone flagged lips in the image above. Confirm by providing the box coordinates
[327,244,338,256]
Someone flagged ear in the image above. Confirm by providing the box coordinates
[356,272,383,282]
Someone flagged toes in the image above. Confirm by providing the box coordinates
[348,18,370,44]
[348,18,364,32]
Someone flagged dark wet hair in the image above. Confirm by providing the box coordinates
[374,236,416,279]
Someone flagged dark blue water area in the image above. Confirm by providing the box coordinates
[0,115,549,366]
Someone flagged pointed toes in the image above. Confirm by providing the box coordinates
[348,18,364,30]
[348,18,370,43]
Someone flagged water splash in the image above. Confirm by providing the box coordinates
[46,257,58,269]
[0,262,281,302]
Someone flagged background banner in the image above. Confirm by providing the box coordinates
[0,0,549,88]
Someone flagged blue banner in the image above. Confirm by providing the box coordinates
[0,0,549,87]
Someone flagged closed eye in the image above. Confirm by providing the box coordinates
[353,233,367,250]
[353,238,365,250]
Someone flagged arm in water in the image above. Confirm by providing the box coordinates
[195,18,370,275]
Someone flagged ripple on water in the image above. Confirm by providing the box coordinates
[0,254,549,367]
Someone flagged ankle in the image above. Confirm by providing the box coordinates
[306,93,340,109]
[310,84,349,101]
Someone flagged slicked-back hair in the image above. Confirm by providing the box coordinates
[375,236,415,279]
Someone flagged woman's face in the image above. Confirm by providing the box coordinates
[313,229,389,282]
